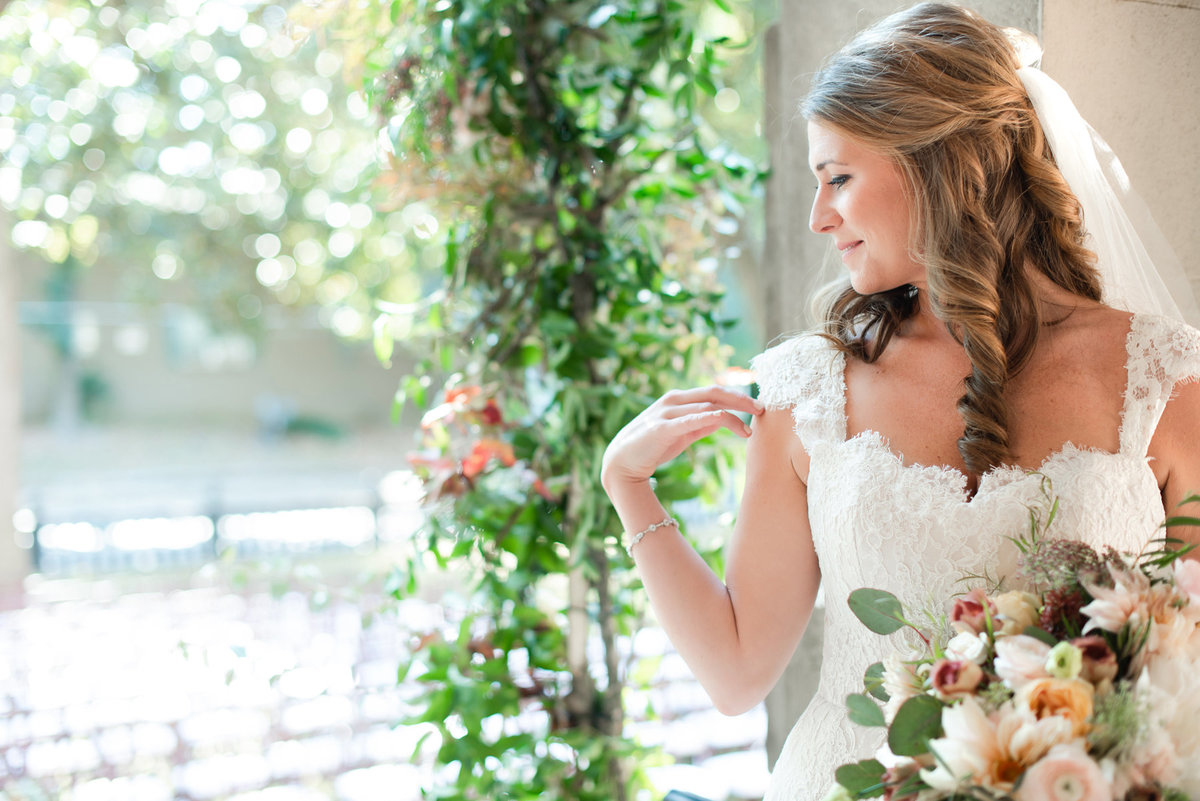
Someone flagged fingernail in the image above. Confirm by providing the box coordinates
[743,423,753,436]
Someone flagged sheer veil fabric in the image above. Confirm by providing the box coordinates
[1016,63,1200,326]
[1006,26,1199,325]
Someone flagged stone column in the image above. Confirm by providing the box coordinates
[760,0,1041,768]
[0,222,28,590]
[1042,0,1200,310]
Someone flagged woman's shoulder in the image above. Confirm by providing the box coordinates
[1128,312,1200,383]
[1047,306,1200,382]
[749,331,844,411]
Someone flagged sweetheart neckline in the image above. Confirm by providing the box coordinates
[838,429,1146,504]
[826,314,1146,502]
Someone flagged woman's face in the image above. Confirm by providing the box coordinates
[807,121,924,295]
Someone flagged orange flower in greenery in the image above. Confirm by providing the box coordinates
[422,385,501,430]
[461,439,516,479]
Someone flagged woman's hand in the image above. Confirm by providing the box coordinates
[601,386,765,491]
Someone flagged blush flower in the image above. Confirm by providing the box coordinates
[994,634,1052,690]
[1175,558,1200,607]
[881,651,927,723]
[1015,743,1111,801]
[1144,656,1195,793]
[952,588,997,635]
[1070,635,1117,688]
[920,698,1073,794]
[1082,563,1193,666]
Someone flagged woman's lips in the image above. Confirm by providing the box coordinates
[838,240,862,259]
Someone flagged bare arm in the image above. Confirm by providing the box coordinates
[1152,378,1200,555]
[601,387,821,714]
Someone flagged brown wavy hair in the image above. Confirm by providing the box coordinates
[802,2,1102,474]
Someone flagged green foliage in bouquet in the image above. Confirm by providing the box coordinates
[305,1,765,798]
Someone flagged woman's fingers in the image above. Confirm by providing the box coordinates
[660,386,765,417]
[667,408,754,438]
[659,400,754,422]
[602,386,765,488]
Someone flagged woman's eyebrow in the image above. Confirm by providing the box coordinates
[812,159,848,173]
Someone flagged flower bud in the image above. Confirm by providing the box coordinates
[1070,635,1118,685]
[930,658,983,699]
[951,587,996,635]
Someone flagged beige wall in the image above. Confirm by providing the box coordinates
[1043,0,1200,306]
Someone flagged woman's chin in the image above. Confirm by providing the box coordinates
[848,274,915,297]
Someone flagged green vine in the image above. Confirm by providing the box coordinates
[312,1,765,797]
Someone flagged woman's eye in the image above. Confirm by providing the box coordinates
[827,175,849,189]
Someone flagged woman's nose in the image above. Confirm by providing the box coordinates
[809,193,839,234]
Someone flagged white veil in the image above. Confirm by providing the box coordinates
[1012,43,1200,326]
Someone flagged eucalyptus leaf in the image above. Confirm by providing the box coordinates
[888,695,944,757]
[834,759,886,798]
[848,588,907,635]
[846,693,886,728]
[864,662,890,702]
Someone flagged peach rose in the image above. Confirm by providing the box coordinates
[994,590,1041,636]
[1016,677,1094,738]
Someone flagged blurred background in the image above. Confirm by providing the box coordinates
[0,0,774,799]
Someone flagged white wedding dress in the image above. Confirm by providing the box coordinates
[750,312,1200,801]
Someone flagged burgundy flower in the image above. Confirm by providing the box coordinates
[1070,635,1118,685]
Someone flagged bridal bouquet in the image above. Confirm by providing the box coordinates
[829,492,1200,801]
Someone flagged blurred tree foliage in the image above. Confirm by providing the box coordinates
[304,0,767,798]
[0,0,428,340]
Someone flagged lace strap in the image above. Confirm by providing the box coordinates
[750,333,847,449]
[1120,313,1200,455]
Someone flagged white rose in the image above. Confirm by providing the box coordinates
[945,631,988,664]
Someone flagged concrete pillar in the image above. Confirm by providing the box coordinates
[1042,0,1200,307]
[760,0,1041,768]
[0,223,28,590]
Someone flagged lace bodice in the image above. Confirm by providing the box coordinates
[751,313,1200,801]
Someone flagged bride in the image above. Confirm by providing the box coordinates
[600,3,1200,799]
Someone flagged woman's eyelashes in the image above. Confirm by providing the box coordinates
[812,174,851,191]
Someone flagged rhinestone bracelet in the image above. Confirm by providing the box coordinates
[625,516,679,556]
